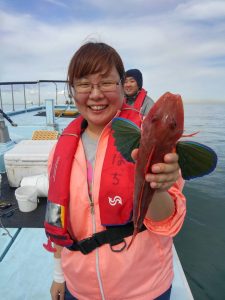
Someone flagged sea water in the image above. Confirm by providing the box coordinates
[174,103,225,300]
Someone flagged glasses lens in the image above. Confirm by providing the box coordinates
[74,79,120,94]
[100,81,117,92]
[75,83,92,93]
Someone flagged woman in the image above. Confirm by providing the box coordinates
[45,42,186,300]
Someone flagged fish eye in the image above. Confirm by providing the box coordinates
[170,119,177,129]
[151,116,159,123]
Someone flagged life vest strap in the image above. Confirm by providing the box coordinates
[66,222,146,254]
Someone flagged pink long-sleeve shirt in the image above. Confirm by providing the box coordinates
[49,125,186,300]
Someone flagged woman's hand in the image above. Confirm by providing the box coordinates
[50,281,65,300]
[131,149,180,191]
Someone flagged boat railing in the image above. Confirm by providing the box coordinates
[0,80,72,112]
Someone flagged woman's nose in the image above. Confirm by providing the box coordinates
[89,85,104,98]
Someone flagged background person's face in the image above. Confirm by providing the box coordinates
[124,77,139,96]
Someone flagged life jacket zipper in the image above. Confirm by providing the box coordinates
[90,129,106,300]
[87,115,123,300]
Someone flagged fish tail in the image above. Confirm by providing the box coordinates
[182,131,199,137]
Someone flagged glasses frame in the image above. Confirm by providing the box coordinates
[73,78,122,95]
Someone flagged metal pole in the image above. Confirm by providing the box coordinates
[0,87,3,109]
[45,99,56,129]
[11,84,15,111]
[38,81,41,106]
[53,82,58,105]
[23,84,27,109]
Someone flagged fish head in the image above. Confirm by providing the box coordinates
[143,92,184,144]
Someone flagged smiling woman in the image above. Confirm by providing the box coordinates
[71,66,124,137]
[44,41,186,300]
[67,42,125,136]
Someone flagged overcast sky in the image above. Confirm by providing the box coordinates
[1,0,225,103]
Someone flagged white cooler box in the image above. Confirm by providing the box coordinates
[4,140,57,187]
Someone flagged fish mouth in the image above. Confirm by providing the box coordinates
[88,105,108,111]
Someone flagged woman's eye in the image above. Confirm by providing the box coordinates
[80,83,90,88]
[101,81,113,87]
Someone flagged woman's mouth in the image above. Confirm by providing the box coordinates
[88,105,107,111]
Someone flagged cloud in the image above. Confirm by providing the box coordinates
[175,0,225,21]
[0,0,225,102]
[44,0,69,8]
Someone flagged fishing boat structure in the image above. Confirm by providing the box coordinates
[0,81,193,299]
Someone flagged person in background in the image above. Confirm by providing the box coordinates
[124,68,154,115]
[44,42,186,300]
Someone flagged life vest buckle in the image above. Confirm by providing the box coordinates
[66,223,147,255]
[70,234,101,255]
[110,239,127,252]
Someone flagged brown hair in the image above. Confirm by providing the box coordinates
[67,42,125,96]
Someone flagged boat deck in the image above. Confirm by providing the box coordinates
[0,173,46,228]
[6,105,74,143]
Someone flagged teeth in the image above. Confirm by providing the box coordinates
[90,105,106,111]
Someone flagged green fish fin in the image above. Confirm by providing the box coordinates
[176,141,217,180]
[112,117,141,162]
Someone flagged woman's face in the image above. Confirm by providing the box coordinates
[73,66,124,134]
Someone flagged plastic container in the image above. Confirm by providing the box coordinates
[15,186,38,212]
[21,174,49,197]
[4,140,56,187]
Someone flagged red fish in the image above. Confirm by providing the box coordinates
[112,91,217,248]
[131,92,184,246]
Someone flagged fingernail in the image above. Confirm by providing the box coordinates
[150,182,158,189]
[152,166,160,173]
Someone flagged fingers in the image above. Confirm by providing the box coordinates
[145,153,180,191]
[146,175,178,191]
[163,152,179,163]
[132,150,180,190]
[131,148,138,161]
[145,171,179,190]
[146,170,179,184]
[50,281,65,300]
[151,161,179,175]
[60,292,64,300]
[151,153,179,174]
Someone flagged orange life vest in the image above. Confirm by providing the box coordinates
[44,105,142,250]
[127,88,147,111]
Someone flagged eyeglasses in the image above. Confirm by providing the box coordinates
[73,79,122,94]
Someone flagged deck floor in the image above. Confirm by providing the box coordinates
[0,173,46,228]
[6,107,74,143]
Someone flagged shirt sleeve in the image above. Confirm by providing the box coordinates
[143,176,186,237]
[141,95,154,116]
